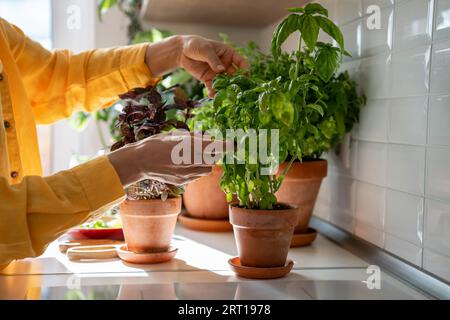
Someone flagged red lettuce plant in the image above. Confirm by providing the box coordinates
[111,85,201,200]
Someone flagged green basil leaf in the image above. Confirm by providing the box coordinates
[307,124,319,135]
[315,44,340,82]
[287,7,305,13]
[288,80,301,96]
[306,103,324,117]
[212,77,228,90]
[248,180,255,192]
[213,89,227,108]
[304,3,328,16]
[300,14,320,52]
[315,16,345,50]
[271,14,301,59]
[258,91,270,112]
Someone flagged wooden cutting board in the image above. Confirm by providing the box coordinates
[66,245,120,261]
[58,238,124,253]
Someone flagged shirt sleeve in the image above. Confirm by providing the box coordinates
[0,156,125,268]
[0,17,159,124]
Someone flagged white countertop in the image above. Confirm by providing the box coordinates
[0,224,429,300]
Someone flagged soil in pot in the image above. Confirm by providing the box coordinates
[119,197,181,253]
[275,159,327,234]
[229,203,299,268]
[182,165,230,220]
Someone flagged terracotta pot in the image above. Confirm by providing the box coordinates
[276,160,327,233]
[119,197,181,253]
[183,165,230,220]
[229,203,299,268]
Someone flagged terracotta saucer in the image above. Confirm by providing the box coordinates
[178,212,233,232]
[290,227,318,248]
[116,245,178,264]
[228,257,294,279]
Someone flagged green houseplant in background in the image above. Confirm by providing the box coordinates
[190,3,365,274]
[69,0,204,150]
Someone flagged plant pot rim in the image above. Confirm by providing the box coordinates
[124,197,181,204]
[120,196,182,217]
[293,158,327,163]
[229,202,299,230]
[279,158,327,180]
[229,202,297,211]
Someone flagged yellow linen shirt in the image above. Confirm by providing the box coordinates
[0,18,157,268]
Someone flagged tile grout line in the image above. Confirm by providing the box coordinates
[421,0,438,270]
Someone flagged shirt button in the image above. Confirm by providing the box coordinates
[4,121,11,129]
[10,171,19,179]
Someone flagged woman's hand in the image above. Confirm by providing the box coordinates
[107,131,230,187]
[145,35,248,97]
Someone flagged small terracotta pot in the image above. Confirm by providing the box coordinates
[119,197,181,253]
[229,203,299,268]
[183,165,230,220]
[276,160,327,233]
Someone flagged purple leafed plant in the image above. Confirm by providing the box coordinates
[111,85,202,200]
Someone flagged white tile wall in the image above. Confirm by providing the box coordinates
[424,199,450,256]
[341,20,362,60]
[354,181,386,230]
[430,38,450,95]
[389,97,428,145]
[423,248,450,281]
[385,234,423,266]
[434,0,450,41]
[354,221,385,247]
[359,53,392,98]
[310,0,450,282]
[385,189,423,246]
[393,0,433,50]
[426,147,450,201]
[356,141,387,186]
[336,0,363,25]
[429,95,450,146]
[328,175,356,232]
[362,0,394,12]
[361,5,393,56]
[387,144,425,195]
[391,45,431,97]
[357,99,389,142]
